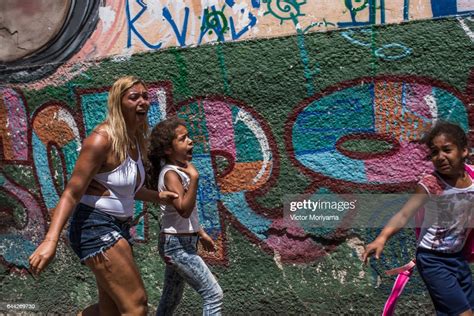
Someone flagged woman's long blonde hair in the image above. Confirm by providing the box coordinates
[103,76,149,162]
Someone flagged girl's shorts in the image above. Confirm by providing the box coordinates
[416,248,474,315]
[68,203,134,263]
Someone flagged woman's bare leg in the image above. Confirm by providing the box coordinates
[79,281,121,316]
[83,239,148,316]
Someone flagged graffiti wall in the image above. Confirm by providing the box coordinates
[1,0,474,314]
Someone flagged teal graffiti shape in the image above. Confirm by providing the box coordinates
[345,0,369,12]
[375,43,413,61]
[201,7,229,38]
[0,235,36,269]
[263,0,306,24]
[341,29,413,61]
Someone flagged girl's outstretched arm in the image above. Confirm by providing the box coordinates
[362,185,428,263]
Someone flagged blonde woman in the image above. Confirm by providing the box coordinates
[29,76,178,315]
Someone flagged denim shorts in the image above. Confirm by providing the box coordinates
[68,203,134,263]
[416,248,474,315]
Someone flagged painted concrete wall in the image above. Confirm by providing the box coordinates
[1,0,474,314]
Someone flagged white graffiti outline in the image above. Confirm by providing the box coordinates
[457,16,474,42]
[234,109,272,184]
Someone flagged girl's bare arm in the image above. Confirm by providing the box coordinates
[362,185,428,263]
[163,163,199,219]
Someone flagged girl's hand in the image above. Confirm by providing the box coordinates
[361,186,428,265]
[178,162,199,180]
[362,238,386,264]
[158,190,179,205]
[28,239,59,275]
[199,234,216,252]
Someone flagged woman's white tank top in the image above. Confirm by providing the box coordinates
[80,149,145,219]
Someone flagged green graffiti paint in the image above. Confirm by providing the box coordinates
[345,0,369,12]
[263,0,318,96]
[201,7,229,35]
[263,0,306,25]
[2,165,39,196]
[217,45,231,95]
[172,48,191,96]
[340,139,393,154]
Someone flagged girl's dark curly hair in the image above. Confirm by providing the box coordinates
[420,120,468,150]
[147,117,186,190]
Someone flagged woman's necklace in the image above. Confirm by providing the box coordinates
[129,137,137,150]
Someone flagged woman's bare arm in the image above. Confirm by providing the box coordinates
[29,132,109,274]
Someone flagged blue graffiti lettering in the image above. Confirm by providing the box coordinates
[126,0,162,49]
[229,12,257,40]
[403,0,409,21]
[162,7,190,47]
[199,6,228,44]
